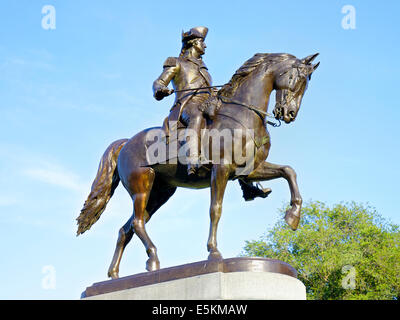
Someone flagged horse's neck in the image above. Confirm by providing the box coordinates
[231,73,272,112]
[214,73,272,141]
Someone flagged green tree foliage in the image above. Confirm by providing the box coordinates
[242,201,400,300]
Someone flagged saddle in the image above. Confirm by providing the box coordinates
[162,93,223,139]
[198,93,222,121]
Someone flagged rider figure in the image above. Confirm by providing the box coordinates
[153,26,271,201]
[153,26,210,176]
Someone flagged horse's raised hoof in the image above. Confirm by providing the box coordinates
[207,250,223,262]
[107,269,119,280]
[146,258,160,272]
[285,211,300,231]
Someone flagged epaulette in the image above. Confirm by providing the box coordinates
[163,57,178,68]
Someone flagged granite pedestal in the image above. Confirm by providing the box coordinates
[81,257,306,300]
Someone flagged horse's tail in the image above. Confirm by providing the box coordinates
[76,138,128,236]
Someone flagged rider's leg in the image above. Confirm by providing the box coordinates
[182,108,205,175]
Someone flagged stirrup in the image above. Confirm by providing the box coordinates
[187,165,197,176]
[187,160,200,176]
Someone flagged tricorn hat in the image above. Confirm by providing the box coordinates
[182,26,208,43]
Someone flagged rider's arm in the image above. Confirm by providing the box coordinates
[152,57,179,101]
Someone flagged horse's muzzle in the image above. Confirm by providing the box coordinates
[273,105,296,124]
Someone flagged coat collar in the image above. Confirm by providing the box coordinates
[183,56,207,68]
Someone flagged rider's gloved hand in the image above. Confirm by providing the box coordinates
[154,85,174,101]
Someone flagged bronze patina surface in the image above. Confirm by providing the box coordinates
[76,26,319,279]
[82,257,297,298]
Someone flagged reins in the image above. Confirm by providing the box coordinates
[218,95,281,128]
[171,85,224,93]
[172,85,282,128]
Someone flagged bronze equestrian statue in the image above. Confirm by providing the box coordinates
[76,26,319,279]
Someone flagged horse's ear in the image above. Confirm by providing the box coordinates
[308,61,320,80]
[302,53,319,65]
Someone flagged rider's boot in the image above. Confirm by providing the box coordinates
[239,180,272,201]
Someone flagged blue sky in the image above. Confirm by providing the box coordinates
[0,0,399,299]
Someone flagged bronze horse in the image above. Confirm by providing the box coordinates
[76,52,319,279]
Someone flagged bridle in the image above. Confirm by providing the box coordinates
[273,65,308,121]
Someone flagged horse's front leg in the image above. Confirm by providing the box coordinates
[246,161,302,230]
[207,164,230,261]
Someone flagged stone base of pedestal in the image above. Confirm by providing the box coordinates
[81,257,306,300]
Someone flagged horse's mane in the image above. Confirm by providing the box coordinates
[218,53,296,98]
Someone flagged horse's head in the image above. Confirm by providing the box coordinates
[273,53,320,123]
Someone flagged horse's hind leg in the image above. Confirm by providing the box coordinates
[107,177,177,278]
[109,167,158,273]
[138,183,177,272]
[125,167,164,272]
[107,217,134,279]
